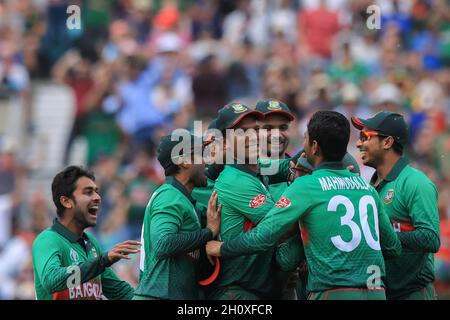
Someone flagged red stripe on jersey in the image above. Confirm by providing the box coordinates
[244,219,256,232]
[301,227,309,245]
[392,220,415,232]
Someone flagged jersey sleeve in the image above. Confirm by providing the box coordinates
[87,236,135,300]
[32,233,110,295]
[100,268,135,300]
[376,193,402,259]
[397,174,440,253]
[275,233,306,272]
[216,175,275,225]
[149,193,213,260]
[221,177,312,258]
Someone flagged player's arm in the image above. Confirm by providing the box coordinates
[263,149,304,184]
[150,193,220,260]
[87,238,135,300]
[219,178,311,258]
[397,178,440,253]
[100,268,134,300]
[218,175,275,225]
[275,233,306,272]
[376,194,402,259]
[32,235,111,294]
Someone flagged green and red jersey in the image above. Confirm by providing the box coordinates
[32,219,134,300]
[221,162,402,294]
[135,177,214,299]
[371,157,440,299]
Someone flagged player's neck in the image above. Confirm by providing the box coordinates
[59,216,84,236]
[376,153,401,183]
[246,164,259,173]
[174,173,193,194]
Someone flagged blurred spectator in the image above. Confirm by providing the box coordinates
[298,0,342,60]
[192,54,228,118]
[0,138,25,250]
[370,82,404,113]
[52,50,95,164]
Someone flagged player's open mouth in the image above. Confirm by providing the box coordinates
[88,206,99,216]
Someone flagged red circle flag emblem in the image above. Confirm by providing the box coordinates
[275,197,291,208]
[249,194,267,208]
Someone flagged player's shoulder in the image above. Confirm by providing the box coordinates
[149,183,193,212]
[400,165,436,188]
[216,165,256,186]
[32,227,60,249]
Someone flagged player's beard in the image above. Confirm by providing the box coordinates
[191,165,207,188]
[73,200,98,229]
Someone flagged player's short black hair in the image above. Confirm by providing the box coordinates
[307,110,350,162]
[52,166,95,217]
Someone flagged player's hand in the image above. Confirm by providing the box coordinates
[107,240,141,265]
[346,165,360,176]
[206,240,223,257]
[206,191,222,238]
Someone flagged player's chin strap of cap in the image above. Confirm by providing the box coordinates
[198,256,221,286]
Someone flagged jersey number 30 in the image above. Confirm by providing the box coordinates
[328,195,380,252]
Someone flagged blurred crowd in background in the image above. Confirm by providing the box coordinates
[1,0,450,299]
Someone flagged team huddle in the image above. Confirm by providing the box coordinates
[32,99,440,300]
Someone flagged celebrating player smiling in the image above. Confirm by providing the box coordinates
[32,166,140,300]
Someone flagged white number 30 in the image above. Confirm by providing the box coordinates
[328,195,380,252]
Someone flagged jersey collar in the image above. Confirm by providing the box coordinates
[165,176,196,205]
[315,161,344,171]
[229,164,270,189]
[370,157,408,189]
[229,164,259,177]
[51,218,88,243]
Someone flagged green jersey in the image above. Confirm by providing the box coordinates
[221,162,402,294]
[135,177,214,300]
[213,164,294,298]
[371,157,440,299]
[32,219,134,300]
[192,178,215,226]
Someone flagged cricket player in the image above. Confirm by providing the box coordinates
[206,102,304,300]
[133,131,221,300]
[351,111,440,300]
[207,110,402,300]
[32,166,140,300]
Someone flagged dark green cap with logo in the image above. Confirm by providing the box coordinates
[157,130,210,170]
[351,111,408,146]
[215,102,264,130]
[255,98,295,121]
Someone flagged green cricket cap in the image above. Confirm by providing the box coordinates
[351,111,408,146]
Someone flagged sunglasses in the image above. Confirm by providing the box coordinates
[359,130,391,142]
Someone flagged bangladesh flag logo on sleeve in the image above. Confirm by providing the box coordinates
[384,189,394,204]
[249,194,267,208]
[275,197,291,208]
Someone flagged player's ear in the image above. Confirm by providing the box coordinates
[383,136,395,150]
[60,196,74,210]
[312,140,319,156]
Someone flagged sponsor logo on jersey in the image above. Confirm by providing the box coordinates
[267,100,282,111]
[70,249,80,263]
[53,279,103,300]
[249,194,267,208]
[275,197,291,208]
[231,103,247,113]
[91,247,98,258]
[383,189,394,204]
